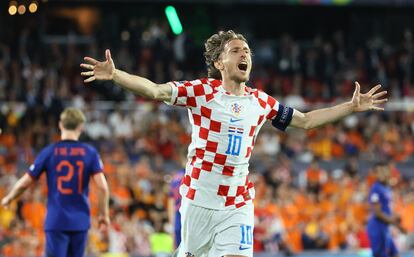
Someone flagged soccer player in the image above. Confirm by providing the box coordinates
[81,30,387,257]
[1,107,110,257]
[168,168,185,248]
[367,162,406,257]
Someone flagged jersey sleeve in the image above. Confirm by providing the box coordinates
[369,186,381,204]
[265,94,293,131]
[165,79,214,107]
[91,149,104,174]
[370,192,380,203]
[27,147,51,180]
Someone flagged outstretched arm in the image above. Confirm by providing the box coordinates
[80,49,172,102]
[290,82,387,130]
[92,172,110,232]
[1,174,35,207]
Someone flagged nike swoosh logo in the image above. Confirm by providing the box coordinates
[230,118,243,123]
[239,246,251,250]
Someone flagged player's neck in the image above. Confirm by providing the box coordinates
[61,130,80,141]
[221,78,246,96]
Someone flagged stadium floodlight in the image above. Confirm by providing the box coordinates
[9,5,17,15]
[17,4,26,15]
[165,5,183,35]
[29,2,38,13]
[9,1,17,15]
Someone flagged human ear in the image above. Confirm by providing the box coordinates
[214,59,224,70]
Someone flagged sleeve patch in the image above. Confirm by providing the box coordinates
[370,193,379,203]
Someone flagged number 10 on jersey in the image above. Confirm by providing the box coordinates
[226,134,242,156]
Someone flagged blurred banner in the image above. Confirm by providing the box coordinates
[44,0,414,6]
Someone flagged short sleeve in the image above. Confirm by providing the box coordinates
[91,149,104,174]
[164,81,179,106]
[165,79,216,108]
[370,192,380,204]
[27,147,50,180]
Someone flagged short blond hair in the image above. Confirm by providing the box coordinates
[60,107,86,130]
[204,30,248,79]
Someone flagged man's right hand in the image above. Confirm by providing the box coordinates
[397,224,407,234]
[81,49,115,83]
[98,214,110,234]
[1,196,11,208]
[392,216,407,234]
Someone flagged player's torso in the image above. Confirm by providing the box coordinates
[380,185,392,215]
[369,183,393,225]
[188,91,267,169]
[183,89,266,209]
[46,142,92,196]
[44,141,94,230]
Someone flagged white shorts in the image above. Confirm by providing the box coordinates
[177,201,254,257]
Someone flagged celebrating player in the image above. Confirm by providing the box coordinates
[367,162,406,257]
[81,30,387,257]
[1,107,110,257]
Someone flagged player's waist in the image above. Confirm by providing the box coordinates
[368,215,391,227]
[187,158,249,175]
[180,186,255,210]
[181,197,254,211]
[185,165,250,183]
[188,147,252,167]
[188,177,251,190]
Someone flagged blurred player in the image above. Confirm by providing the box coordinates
[81,30,387,257]
[168,168,185,248]
[1,107,110,257]
[367,162,406,257]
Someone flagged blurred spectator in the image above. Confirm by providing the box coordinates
[1,8,414,257]
[303,159,327,194]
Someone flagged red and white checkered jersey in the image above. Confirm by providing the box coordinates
[166,78,292,210]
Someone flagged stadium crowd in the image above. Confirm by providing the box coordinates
[0,17,413,256]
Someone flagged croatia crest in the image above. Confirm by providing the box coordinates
[231,102,242,115]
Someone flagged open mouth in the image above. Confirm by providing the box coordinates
[238,63,248,72]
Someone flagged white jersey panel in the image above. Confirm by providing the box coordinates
[167,78,284,210]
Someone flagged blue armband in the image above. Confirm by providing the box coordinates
[271,105,293,131]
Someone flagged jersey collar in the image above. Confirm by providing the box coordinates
[217,85,252,97]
